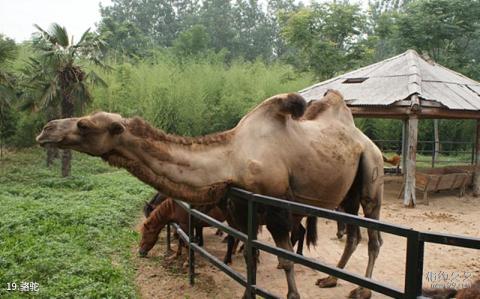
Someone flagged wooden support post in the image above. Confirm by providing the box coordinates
[401,119,408,174]
[473,120,480,196]
[432,119,439,168]
[404,115,419,207]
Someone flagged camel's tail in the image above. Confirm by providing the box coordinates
[383,154,401,166]
[306,216,318,248]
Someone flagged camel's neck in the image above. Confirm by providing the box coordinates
[102,121,234,204]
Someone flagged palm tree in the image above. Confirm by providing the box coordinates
[31,23,107,176]
[0,35,18,160]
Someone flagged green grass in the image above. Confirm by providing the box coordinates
[0,148,154,298]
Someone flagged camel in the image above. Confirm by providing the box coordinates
[142,193,317,265]
[139,196,227,259]
[36,90,384,299]
[422,279,480,299]
[221,195,319,266]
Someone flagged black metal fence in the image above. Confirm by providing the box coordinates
[167,187,480,299]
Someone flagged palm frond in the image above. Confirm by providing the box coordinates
[39,77,59,109]
[0,85,16,107]
[77,28,91,46]
[0,36,18,65]
[33,24,57,45]
[49,23,70,47]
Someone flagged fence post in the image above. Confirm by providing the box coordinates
[188,204,195,286]
[431,140,436,168]
[433,119,439,168]
[246,194,258,298]
[471,141,475,165]
[404,230,424,299]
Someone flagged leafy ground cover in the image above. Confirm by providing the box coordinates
[0,148,154,298]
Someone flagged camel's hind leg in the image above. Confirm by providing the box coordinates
[349,151,384,299]
[348,193,383,299]
[316,196,361,288]
[266,207,300,299]
[318,150,383,299]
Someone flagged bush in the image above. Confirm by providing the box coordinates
[91,55,314,136]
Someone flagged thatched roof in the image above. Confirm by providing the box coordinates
[300,49,480,114]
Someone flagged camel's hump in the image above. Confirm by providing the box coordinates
[303,89,348,120]
[278,93,307,119]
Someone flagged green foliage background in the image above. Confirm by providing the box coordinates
[90,55,314,136]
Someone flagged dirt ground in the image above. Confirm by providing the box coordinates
[133,177,480,299]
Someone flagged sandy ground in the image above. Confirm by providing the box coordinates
[133,178,480,299]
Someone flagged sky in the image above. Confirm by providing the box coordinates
[0,0,367,43]
[0,0,112,42]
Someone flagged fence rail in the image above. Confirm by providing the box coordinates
[373,139,476,167]
[169,187,480,299]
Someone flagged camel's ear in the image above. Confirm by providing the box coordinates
[109,121,125,135]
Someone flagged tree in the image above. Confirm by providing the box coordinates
[98,17,150,61]
[99,0,182,48]
[394,0,480,79]
[281,2,369,79]
[172,25,211,58]
[267,0,302,61]
[231,0,274,60]
[198,0,236,58]
[31,23,107,176]
[0,35,18,159]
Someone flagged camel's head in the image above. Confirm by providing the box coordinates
[36,112,125,156]
[138,220,164,257]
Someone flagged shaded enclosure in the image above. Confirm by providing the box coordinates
[300,49,480,207]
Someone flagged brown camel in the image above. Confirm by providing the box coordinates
[139,196,227,258]
[36,90,384,299]
[143,192,208,250]
[143,193,317,266]
[422,279,480,299]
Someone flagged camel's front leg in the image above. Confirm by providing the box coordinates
[266,207,300,299]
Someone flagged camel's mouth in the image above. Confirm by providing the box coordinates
[138,248,148,257]
[36,134,65,148]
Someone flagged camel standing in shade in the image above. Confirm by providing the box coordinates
[36,90,384,299]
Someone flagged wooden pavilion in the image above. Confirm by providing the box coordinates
[299,49,480,207]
